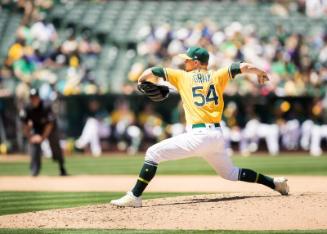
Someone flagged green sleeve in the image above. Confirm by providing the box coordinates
[151,67,166,80]
[229,62,242,79]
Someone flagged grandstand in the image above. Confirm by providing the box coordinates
[49,1,326,40]
[0,10,21,66]
[0,0,326,94]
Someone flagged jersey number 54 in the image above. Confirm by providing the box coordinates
[192,84,218,107]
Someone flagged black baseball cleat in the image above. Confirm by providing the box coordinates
[60,168,69,176]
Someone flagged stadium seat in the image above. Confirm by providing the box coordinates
[1,0,327,92]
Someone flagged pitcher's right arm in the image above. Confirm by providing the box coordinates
[240,62,269,85]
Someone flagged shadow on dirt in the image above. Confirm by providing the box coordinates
[147,194,278,207]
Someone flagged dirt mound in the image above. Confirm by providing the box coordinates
[1,175,327,193]
[0,192,326,230]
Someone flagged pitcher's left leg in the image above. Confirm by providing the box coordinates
[203,139,288,195]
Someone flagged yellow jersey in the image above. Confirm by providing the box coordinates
[160,65,236,125]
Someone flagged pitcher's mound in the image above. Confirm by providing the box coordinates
[0,192,326,230]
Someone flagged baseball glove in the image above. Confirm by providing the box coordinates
[137,81,169,102]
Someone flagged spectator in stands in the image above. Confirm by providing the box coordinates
[30,17,57,52]
[305,0,327,17]
[67,50,81,69]
[13,46,37,83]
[132,19,326,98]
[78,33,102,56]
[80,68,99,92]
[16,23,33,45]
[6,38,25,66]
[45,45,67,68]
[14,0,54,25]
[62,34,78,55]
[270,0,289,17]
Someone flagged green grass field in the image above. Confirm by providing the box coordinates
[1,153,327,176]
[0,191,198,216]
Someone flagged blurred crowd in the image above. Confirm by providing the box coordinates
[0,0,326,99]
[68,97,327,157]
[129,19,327,97]
[72,99,181,157]
[1,26,102,100]
[220,96,327,157]
[0,0,103,100]
[0,0,54,25]
[268,0,327,18]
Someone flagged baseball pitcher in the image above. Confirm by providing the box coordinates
[111,47,289,207]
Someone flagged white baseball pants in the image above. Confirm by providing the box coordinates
[281,119,301,150]
[145,125,240,181]
[243,119,279,155]
[75,117,108,156]
[300,120,314,150]
[310,124,327,156]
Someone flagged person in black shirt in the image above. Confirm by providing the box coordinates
[19,88,68,176]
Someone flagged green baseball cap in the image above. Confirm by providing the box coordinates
[178,47,209,63]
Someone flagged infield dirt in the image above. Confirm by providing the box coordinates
[0,175,326,230]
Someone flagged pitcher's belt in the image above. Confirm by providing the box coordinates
[192,123,221,129]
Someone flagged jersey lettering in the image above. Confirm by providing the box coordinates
[206,85,219,105]
[192,73,211,83]
[192,84,219,107]
[165,67,229,124]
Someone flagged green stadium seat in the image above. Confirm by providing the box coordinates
[0,1,326,93]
